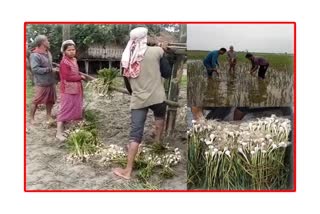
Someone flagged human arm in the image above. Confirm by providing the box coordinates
[30,54,51,75]
[59,62,82,82]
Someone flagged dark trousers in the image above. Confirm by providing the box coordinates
[258,64,269,79]
[130,102,166,143]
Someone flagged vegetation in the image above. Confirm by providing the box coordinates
[188,50,293,70]
[26,24,180,61]
[26,80,34,105]
[66,109,101,162]
[85,68,121,98]
[99,143,182,184]
[188,115,292,190]
[187,60,293,106]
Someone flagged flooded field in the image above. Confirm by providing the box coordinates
[188,60,293,107]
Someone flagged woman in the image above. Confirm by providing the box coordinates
[56,40,86,141]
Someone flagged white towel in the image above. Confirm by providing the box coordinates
[121,27,148,78]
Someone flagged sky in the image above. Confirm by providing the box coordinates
[187,24,294,53]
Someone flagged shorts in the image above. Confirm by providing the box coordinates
[130,102,167,143]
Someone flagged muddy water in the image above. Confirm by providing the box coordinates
[189,60,293,107]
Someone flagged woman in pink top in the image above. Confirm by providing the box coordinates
[56,40,86,141]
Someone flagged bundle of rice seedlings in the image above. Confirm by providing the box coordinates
[85,68,119,98]
[66,129,102,163]
[99,143,182,182]
[99,144,127,167]
[188,115,292,190]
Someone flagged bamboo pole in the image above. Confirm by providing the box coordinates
[168,42,186,46]
[62,24,71,42]
[52,63,182,107]
[165,24,187,136]
[168,46,187,49]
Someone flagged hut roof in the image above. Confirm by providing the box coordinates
[78,31,178,60]
[79,45,124,60]
[155,31,178,43]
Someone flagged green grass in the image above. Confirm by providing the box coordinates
[26,80,34,105]
[188,50,293,70]
[180,74,187,88]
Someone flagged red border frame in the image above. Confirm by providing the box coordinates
[24,21,296,192]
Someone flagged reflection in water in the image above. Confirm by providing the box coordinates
[205,78,223,106]
[248,79,268,105]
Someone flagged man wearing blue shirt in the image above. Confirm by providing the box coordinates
[203,48,226,78]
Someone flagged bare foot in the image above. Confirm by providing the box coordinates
[30,119,37,125]
[47,116,55,123]
[56,133,67,142]
[113,168,131,180]
[46,118,56,127]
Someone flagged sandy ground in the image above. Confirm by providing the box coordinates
[26,87,187,190]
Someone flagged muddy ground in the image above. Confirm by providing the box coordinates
[26,86,187,190]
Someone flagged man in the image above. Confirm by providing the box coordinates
[227,46,237,72]
[29,35,57,124]
[113,27,171,180]
[245,53,269,80]
[203,48,226,78]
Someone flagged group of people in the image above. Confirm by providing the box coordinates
[30,36,85,141]
[29,27,172,180]
[189,46,271,123]
[203,46,270,80]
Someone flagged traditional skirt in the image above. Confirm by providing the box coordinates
[32,85,56,105]
[57,93,83,122]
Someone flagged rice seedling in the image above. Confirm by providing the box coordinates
[188,60,293,107]
[65,109,101,163]
[187,115,292,190]
[98,144,127,167]
[66,129,102,163]
[85,68,120,98]
[188,51,293,71]
[99,144,182,183]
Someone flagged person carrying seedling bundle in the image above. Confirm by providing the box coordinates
[113,27,172,180]
[245,53,269,80]
[203,48,226,78]
[227,45,237,72]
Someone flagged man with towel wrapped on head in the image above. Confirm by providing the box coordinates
[113,27,171,180]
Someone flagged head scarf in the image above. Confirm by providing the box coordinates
[121,27,148,78]
[61,40,75,53]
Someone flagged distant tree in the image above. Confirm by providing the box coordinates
[26,24,180,61]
